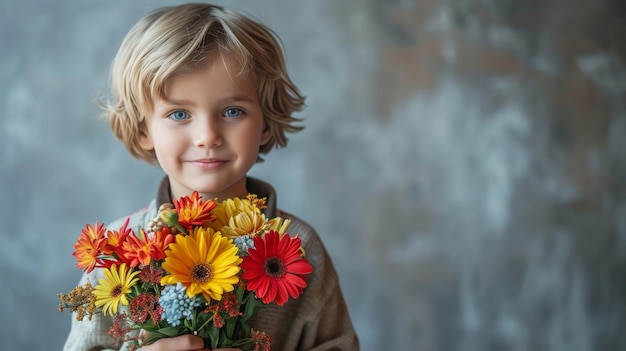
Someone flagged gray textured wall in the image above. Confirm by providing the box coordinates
[2,0,625,350]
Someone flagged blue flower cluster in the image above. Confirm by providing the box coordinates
[159,283,201,326]
[233,235,255,256]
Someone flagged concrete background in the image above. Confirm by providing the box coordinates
[1,0,625,350]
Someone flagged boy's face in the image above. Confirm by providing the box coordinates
[138,56,271,201]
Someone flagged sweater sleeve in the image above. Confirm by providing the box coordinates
[302,276,360,351]
[299,239,359,350]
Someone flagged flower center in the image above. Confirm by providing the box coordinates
[264,257,286,278]
[191,263,213,283]
[112,285,123,297]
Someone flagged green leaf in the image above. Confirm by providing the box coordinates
[240,320,251,339]
[236,285,244,301]
[226,316,237,339]
[207,327,219,349]
[242,296,261,320]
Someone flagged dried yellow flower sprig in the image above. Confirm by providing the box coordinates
[58,282,98,321]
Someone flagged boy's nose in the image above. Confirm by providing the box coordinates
[193,118,222,148]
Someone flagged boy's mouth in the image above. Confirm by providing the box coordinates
[188,158,228,170]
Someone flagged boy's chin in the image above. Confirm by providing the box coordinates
[168,177,249,200]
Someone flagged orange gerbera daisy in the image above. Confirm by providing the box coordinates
[101,218,133,267]
[73,222,108,273]
[174,191,217,230]
[241,231,313,306]
[122,228,176,268]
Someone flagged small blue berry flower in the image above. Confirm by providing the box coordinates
[159,283,201,326]
[233,235,255,256]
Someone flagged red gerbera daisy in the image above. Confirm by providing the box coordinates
[241,230,313,306]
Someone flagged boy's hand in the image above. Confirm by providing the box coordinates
[139,334,241,351]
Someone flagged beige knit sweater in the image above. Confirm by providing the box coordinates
[63,177,359,351]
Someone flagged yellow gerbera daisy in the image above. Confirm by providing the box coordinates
[223,211,266,238]
[161,227,242,302]
[206,198,267,238]
[265,217,291,236]
[93,263,140,316]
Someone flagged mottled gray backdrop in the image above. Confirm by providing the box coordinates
[1,0,625,350]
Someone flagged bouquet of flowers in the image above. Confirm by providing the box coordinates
[58,192,313,351]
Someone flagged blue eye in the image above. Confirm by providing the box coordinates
[223,108,242,118]
[168,110,189,121]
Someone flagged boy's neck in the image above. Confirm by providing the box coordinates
[165,176,249,203]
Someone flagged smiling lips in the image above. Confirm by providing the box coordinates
[188,158,228,170]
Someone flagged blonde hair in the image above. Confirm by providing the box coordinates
[103,3,305,164]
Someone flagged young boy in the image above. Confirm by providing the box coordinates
[63,3,359,351]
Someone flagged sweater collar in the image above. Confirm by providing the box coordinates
[155,176,277,218]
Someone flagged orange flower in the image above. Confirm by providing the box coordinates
[241,231,313,306]
[174,191,217,230]
[101,218,133,267]
[147,227,176,261]
[122,228,176,267]
[73,222,108,273]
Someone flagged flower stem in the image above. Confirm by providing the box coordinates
[196,316,213,333]
[174,223,188,235]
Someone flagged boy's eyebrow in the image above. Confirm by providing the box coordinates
[161,95,257,106]
[159,97,193,106]
[221,95,258,103]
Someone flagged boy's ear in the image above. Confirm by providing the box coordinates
[138,130,154,150]
[260,125,272,146]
